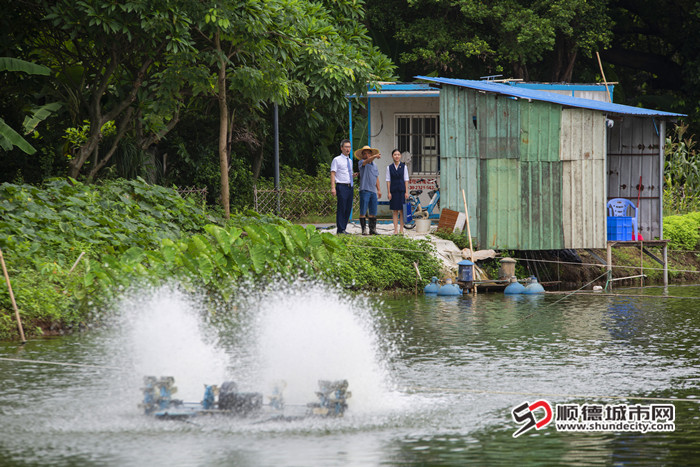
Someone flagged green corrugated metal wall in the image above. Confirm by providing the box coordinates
[440,87,564,250]
[519,101,564,249]
[439,85,480,237]
[480,158,521,248]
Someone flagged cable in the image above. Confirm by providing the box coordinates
[508,256,700,275]
[0,356,122,370]
[346,245,700,275]
[544,291,700,300]
[406,386,700,404]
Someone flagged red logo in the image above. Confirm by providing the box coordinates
[511,400,553,437]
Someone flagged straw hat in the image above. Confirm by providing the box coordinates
[353,145,380,158]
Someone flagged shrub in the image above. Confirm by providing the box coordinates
[663,215,700,250]
[432,229,472,250]
[0,178,214,338]
[330,235,442,289]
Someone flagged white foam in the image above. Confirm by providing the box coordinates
[115,285,228,400]
[254,285,395,412]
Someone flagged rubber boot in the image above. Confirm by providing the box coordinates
[369,217,378,235]
[360,217,367,235]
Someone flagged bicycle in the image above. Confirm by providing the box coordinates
[404,179,440,229]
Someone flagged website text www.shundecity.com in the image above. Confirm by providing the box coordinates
[511,400,675,438]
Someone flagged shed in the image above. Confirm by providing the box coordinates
[348,81,614,220]
[414,76,684,250]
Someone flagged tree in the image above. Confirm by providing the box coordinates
[29,0,200,180]
[602,0,698,121]
[366,0,612,81]
[193,0,393,218]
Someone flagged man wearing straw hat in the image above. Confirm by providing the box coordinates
[354,145,382,235]
[330,139,354,234]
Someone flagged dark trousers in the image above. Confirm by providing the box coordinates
[335,183,353,233]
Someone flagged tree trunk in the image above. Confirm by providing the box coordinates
[87,107,135,181]
[68,128,100,179]
[66,49,154,180]
[512,61,528,81]
[215,32,230,219]
[551,35,577,82]
[252,142,265,180]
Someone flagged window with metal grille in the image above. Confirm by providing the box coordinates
[395,114,440,175]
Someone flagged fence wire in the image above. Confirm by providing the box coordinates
[176,186,208,205]
[254,187,359,220]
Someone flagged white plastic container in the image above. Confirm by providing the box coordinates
[415,218,431,234]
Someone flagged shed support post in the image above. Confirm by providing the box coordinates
[606,242,613,291]
[663,243,668,287]
[640,240,644,288]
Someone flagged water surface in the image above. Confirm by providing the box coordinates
[1,285,699,466]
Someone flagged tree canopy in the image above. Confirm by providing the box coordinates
[1,0,698,206]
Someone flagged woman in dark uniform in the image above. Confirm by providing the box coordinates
[385,149,409,234]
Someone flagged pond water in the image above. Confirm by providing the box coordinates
[1,284,700,466]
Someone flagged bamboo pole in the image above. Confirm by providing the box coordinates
[68,251,85,275]
[413,261,422,295]
[596,52,612,102]
[0,249,26,343]
[462,189,476,294]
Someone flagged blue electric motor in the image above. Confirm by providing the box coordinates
[424,276,439,294]
[504,276,526,294]
[523,276,545,294]
[437,278,462,296]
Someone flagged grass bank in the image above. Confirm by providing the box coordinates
[0,179,440,340]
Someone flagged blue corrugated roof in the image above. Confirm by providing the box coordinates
[370,83,434,91]
[347,82,438,98]
[415,76,685,118]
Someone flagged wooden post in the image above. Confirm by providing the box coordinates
[640,240,644,288]
[68,251,86,275]
[606,242,613,292]
[462,189,476,294]
[0,249,26,343]
[663,243,668,287]
[413,261,421,295]
[596,52,612,103]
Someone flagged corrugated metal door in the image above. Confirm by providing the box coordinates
[520,101,564,249]
[477,94,520,159]
[480,158,521,248]
[561,108,607,248]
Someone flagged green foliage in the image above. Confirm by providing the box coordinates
[63,120,116,156]
[84,222,344,304]
[4,178,442,340]
[0,178,212,338]
[665,123,700,214]
[0,118,36,154]
[432,229,472,250]
[330,235,442,289]
[367,0,611,81]
[0,178,209,261]
[36,0,203,178]
[0,57,55,155]
[663,214,700,251]
[0,57,50,75]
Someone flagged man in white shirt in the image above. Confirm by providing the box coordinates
[330,139,354,234]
